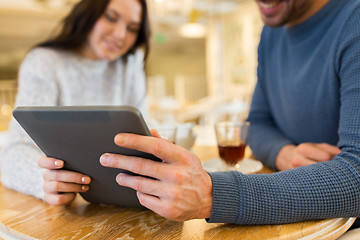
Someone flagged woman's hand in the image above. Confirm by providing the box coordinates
[276,143,341,171]
[99,130,213,222]
[38,157,91,205]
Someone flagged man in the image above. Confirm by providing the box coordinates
[248,0,343,171]
[44,0,360,225]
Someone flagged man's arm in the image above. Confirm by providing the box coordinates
[98,131,360,224]
[247,33,340,171]
[246,81,294,170]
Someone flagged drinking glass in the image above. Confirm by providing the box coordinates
[214,121,249,168]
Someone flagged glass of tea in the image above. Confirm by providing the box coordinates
[214,121,249,168]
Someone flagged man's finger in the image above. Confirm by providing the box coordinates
[297,143,333,162]
[116,173,164,197]
[136,191,184,221]
[316,143,341,156]
[100,153,173,180]
[113,133,192,164]
[292,154,317,168]
[136,191,168,216]
[150,129,161,138]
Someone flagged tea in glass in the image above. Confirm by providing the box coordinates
[215,121,249,166]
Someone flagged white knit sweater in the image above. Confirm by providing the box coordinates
[0,47,148,199]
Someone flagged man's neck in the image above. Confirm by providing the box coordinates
[286,0,330,27]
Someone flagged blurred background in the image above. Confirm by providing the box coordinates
[0,0,262,145]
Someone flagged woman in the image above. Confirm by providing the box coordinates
[0,0,151,205]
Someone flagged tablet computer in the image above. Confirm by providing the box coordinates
[13,105,161,208]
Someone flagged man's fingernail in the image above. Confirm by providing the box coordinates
[117,173,123,183]
[54,160,63,167]
[100,154,110,165]
[115,134,127,144]
[81,185,89,191]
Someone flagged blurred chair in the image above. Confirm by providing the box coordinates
[0,80,17,131]
[198,98,249,126]
[174,75,207,105]
[147,75,167,105]
[147,75,175,122]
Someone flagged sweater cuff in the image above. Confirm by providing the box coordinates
[206,171,241,223]
[267,141,291,170]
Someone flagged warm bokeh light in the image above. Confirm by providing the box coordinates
[179,23,207,38]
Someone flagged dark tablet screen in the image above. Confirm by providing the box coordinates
[13,105,161,208]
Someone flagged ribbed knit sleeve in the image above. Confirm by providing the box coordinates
[209,159,360,224]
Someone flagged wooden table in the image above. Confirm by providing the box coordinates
[0,146,355,240]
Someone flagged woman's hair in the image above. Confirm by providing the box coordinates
[37,0,151,61]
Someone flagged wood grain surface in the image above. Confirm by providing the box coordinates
[0,145,355,239]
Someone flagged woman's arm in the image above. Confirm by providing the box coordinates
[0,48,59,199]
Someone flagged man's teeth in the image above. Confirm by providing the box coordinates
[259,1,280,9]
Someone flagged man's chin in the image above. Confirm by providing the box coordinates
[261,15,287,27]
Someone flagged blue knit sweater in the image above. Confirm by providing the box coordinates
[208,0,360,224]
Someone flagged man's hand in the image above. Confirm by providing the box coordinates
[38,157,91,205]
[275,143,341,171]
[99,130,213,222]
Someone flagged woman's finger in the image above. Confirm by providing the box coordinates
[44,193,76,206]
[38,157,64,169]
[43,170,91,184]
[43,181,89,194]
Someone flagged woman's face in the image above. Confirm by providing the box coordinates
[80,0,142,61]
